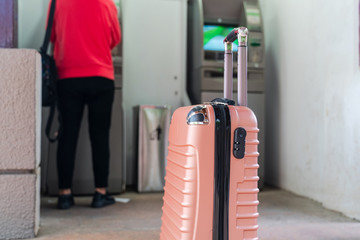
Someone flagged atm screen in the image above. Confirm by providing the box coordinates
[203,25,238,52]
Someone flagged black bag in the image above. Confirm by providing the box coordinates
[40,0,61,142]
[40,51,57,107]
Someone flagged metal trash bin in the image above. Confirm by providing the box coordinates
[136,105,171,192]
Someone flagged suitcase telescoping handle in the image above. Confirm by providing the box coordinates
[223,27,248,106]
[223,41,233,101]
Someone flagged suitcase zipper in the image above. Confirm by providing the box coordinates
[212,104,231,240]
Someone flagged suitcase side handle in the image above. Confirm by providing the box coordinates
[223,27,248,106]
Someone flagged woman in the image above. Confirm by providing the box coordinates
[48,0,121,209]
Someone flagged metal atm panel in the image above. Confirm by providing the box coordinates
[202,0,242,23]
[201,67,264,93]
[187,0,266,188]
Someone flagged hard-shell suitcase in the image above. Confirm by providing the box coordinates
[160,27,259,240]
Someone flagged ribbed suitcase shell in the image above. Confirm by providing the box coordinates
[160,104,259,240]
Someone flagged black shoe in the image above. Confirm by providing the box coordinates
[91,191,115,208]
[57,194,74,210]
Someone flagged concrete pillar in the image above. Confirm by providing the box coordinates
[0,49,41,239]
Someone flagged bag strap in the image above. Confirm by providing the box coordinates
[41,0,60,142]
[45,103,61,143]
[40,0,56,53]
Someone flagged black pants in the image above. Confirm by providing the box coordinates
[57,76,114,189]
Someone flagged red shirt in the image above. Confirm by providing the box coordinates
[49,0,121,80]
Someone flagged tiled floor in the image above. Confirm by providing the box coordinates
[30,188,360,240]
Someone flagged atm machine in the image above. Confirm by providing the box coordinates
[187,0,266,188]
[41,2,125,195]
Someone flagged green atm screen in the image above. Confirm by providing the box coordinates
[203,25,238,52]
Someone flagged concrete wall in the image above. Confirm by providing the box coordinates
[260,0,360,220]
[0,49,41,239]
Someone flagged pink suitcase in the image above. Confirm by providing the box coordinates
[160,27,259,240]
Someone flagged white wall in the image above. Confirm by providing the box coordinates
[18,0,49,49]
[260,0,360,220]
[17,0,121,48]
[122,0,188,185]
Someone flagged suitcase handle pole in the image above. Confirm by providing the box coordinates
[237,27,248,107]
[224,42,233,100]
[224,27,248,106]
